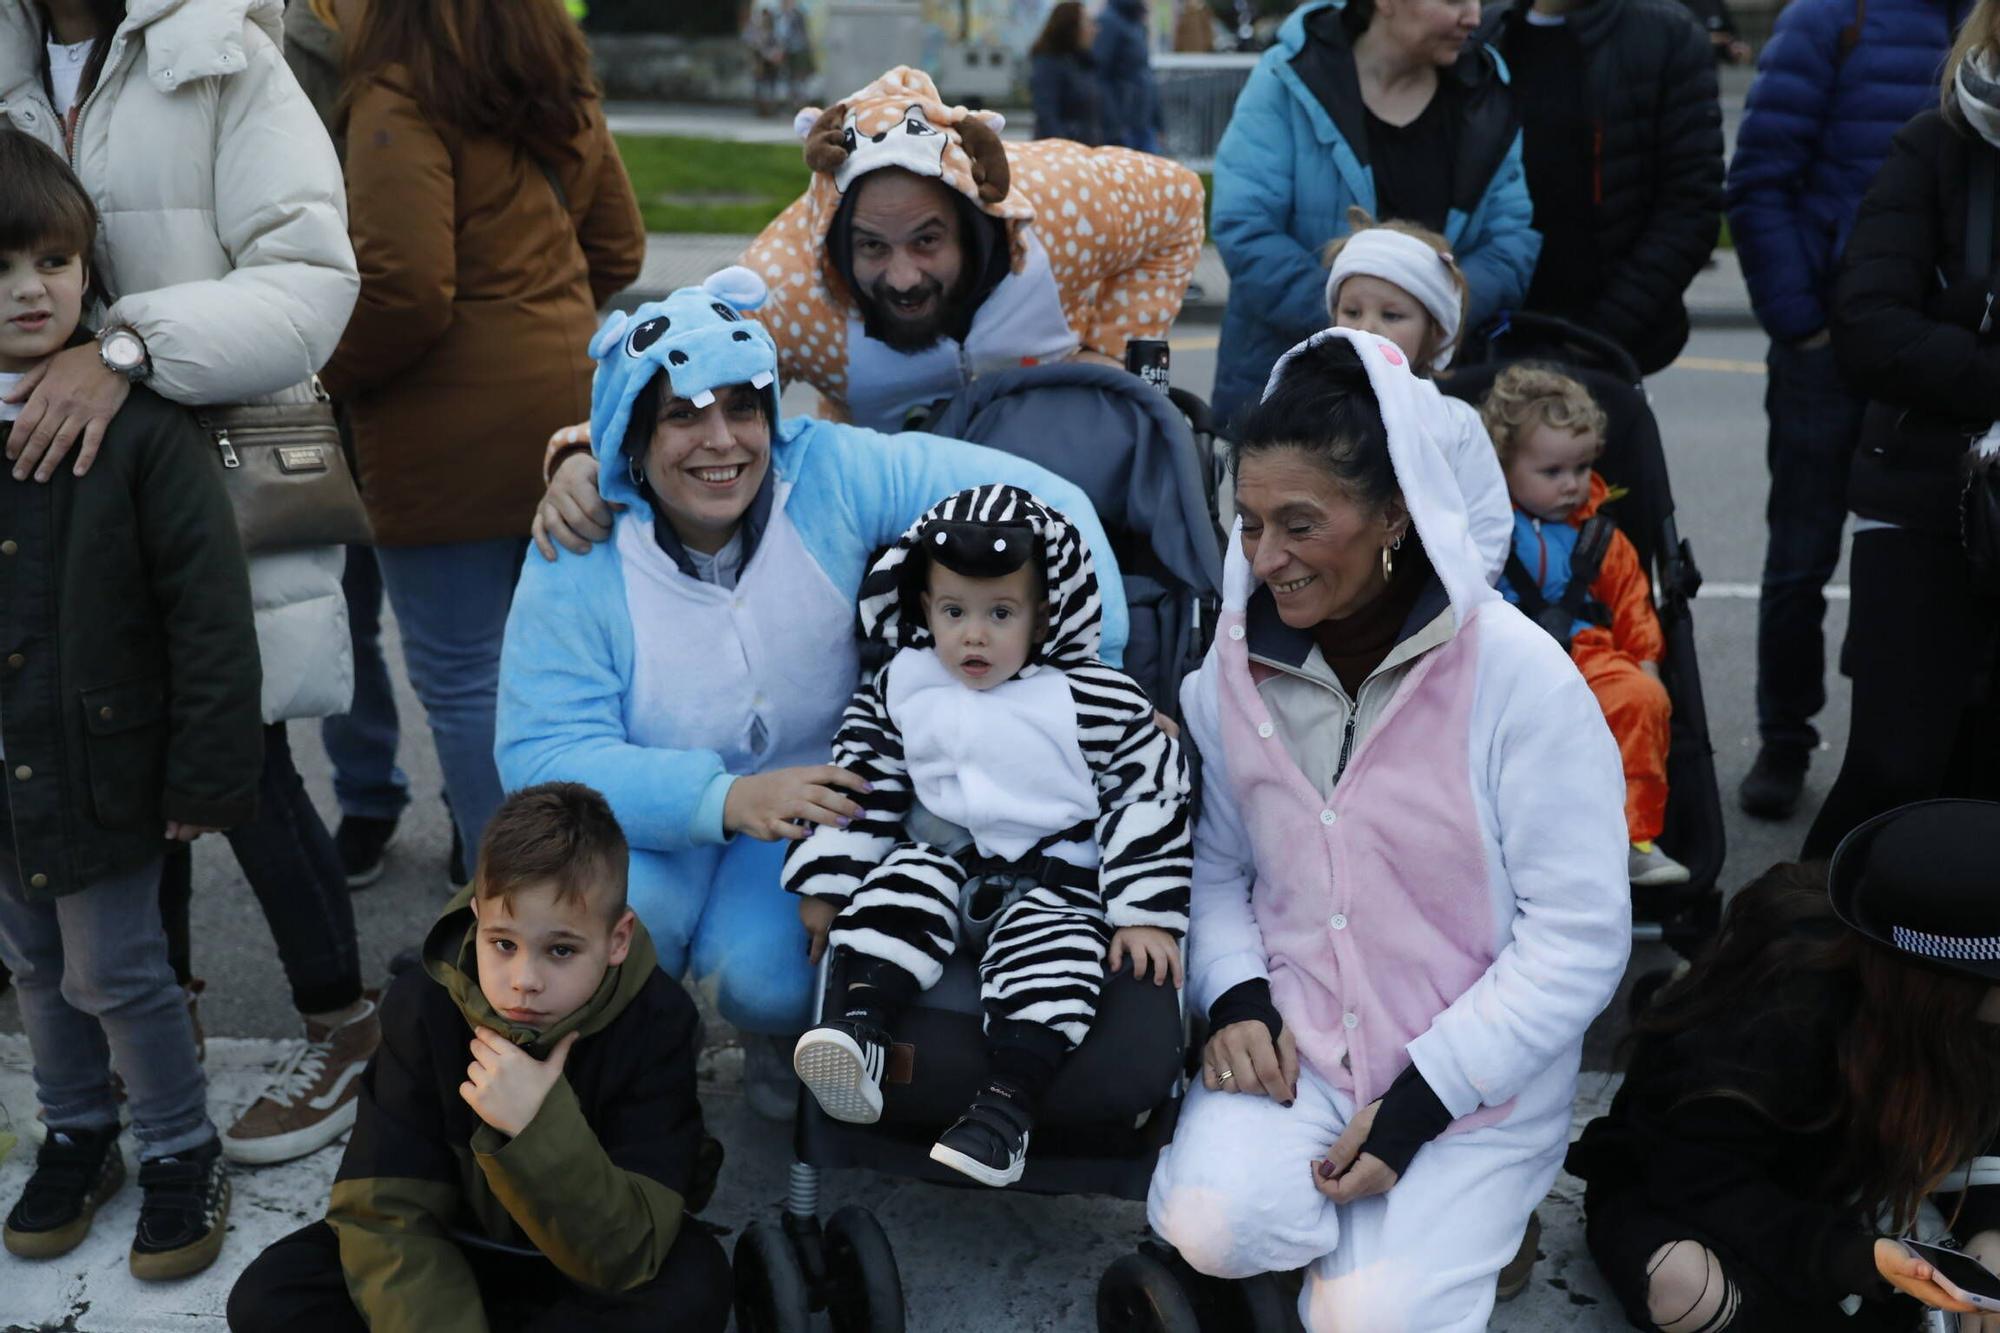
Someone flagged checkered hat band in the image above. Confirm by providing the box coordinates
[1892,925,2000,962]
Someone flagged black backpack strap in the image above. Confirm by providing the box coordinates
[1559,516,1619,627]
[1502,549,1552,619]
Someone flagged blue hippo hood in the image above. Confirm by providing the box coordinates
[587,265,783,509]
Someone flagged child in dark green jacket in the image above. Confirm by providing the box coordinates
[0,129,262,1284]
[227,783,731,1333]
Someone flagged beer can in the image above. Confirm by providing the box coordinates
[1125,338,1171,395]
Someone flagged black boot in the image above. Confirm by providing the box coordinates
[1739,743,1810,819]
[3,1122,123,1259]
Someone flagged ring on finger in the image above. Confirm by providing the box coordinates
[1218,1068,1234,1082]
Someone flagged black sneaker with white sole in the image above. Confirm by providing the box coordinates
[929,1088,1034,1188]
[793,1020,889,1124]
[130,1137,230,1281]
[334,815,398,889]
[3,1123,124,1259]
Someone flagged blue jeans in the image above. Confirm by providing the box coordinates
[0,847,214,1159]
[374,538,528,869]
[1755,337,1868,751]
[632,836,814,1035]
[321,544,409,822]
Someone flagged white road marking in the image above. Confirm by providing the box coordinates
[1698,581,1848,600]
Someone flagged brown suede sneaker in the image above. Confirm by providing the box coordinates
[221,991,380,1166]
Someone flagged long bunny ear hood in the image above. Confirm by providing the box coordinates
[1251,329,1498,626]
[587,266,781,509]
[856,485,1103,675]
[794,67,1034,289]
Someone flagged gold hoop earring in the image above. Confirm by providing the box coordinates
[1381,543,1394,582]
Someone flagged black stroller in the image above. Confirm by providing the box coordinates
[730,362,1228,1333]
[1444,311,1728,957]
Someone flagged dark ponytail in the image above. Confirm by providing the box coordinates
[1230,337,1399,516]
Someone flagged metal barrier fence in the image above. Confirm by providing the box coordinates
[1154,53,1259,171]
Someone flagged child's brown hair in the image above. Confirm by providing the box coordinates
[1479,364,1609,466]
[0,129,97,264]
[1321,206,1469,374]
[475,782,629,924]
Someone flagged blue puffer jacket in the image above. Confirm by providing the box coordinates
[1725,0,1969,343]
[1209,0,1539,424]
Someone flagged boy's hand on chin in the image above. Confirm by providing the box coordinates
[461,1026,578,1137]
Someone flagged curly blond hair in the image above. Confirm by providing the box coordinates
[1479,364,1609,466]
[1321,206,1469,374]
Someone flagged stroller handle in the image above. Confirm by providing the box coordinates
[1478,310,1644,386]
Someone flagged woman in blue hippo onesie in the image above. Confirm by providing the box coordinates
[494,267,1129,1111]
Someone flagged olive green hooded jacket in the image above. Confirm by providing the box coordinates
[324,888,710,1332]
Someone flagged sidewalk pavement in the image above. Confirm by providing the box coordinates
[0,1033,1628,1330]
[624,232,1759,331]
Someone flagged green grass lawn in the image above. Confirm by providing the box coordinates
[617,132,1219,237]
[616,134,810,234]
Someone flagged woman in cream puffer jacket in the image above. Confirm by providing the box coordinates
[1,0,377,1167]
[0,0,359,723]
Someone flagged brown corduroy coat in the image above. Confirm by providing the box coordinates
[320,73,645,547]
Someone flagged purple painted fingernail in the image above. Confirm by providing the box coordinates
[1281,1099,1294,1109]
[837,816,852,828]
[1316,1159,1336,1181]
[862,782,876,794]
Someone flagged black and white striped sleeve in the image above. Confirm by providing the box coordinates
[780,669,914,906]
[1068,664,1192,937]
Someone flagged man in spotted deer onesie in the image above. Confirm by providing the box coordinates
[742,66,1207,430]
[783,485,1191,1187]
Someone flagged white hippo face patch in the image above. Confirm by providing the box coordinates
[833,104,950,195]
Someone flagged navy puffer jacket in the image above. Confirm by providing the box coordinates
[1725,0,1969,343]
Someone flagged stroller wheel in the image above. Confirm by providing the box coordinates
[1237,1272,1305,1331]
[733,1220,811,1333]
[1097,1249,1203,1333]
[824,1205,906,1333]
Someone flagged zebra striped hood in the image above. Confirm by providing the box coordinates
[856,484,1103,677]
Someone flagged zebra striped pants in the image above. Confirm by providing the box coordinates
[827,843,1110,1049]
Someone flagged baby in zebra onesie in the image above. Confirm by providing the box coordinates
[784,484,1191,1187]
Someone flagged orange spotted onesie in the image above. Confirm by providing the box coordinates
[740,66,1206,430]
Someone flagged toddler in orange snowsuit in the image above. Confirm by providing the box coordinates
[1483,366,1689,888]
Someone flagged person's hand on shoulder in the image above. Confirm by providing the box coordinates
[461,1026,579,1138]
[5,343,130,482]
[532,425,621,561]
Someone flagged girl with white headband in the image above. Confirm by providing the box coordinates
[1321,209,1513,583]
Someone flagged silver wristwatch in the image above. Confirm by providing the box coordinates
[97,324,151,382]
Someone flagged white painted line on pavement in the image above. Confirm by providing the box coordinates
[1699,581,1849,600]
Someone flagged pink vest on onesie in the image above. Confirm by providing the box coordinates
[1214,600,1513,1131]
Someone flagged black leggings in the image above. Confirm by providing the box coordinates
[1804,527,2000,860]
[1584,1186,1918,1332]
[159,722,361,1015]
[226,1219,733,1333]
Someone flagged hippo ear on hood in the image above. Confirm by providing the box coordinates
[703,265,770,314]
[588,310,632,362]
